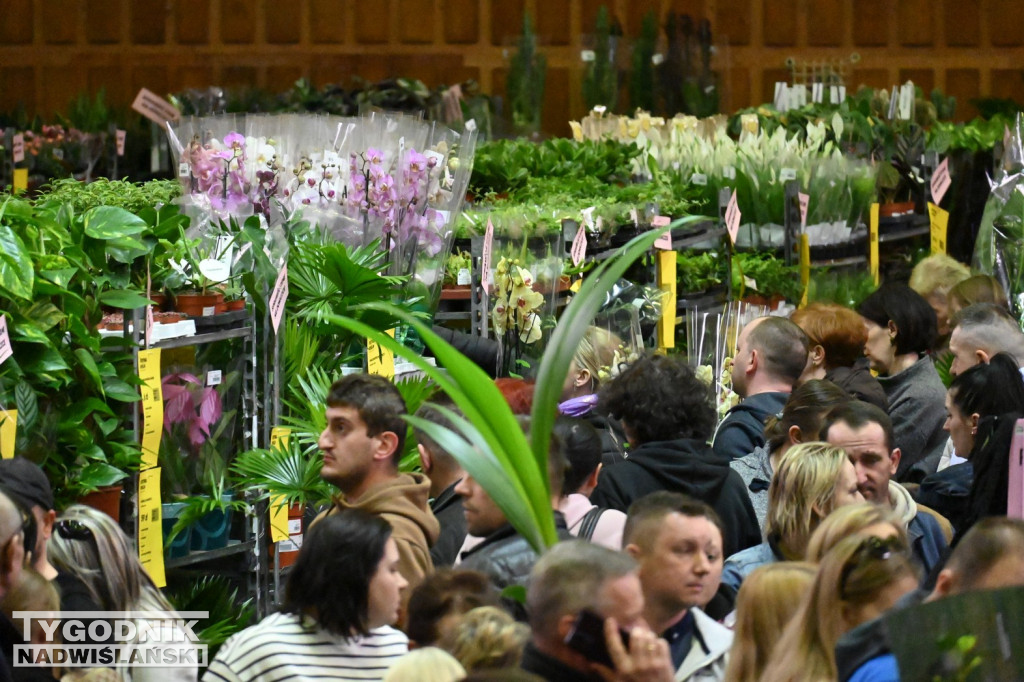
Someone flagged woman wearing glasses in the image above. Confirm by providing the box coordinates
[758,533,919,682]
[48,505,199,682]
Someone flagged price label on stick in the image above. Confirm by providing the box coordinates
[929,202,949,255]
[652,216,672,250]
[725,191,741,244]
[116,129,126,156]
[131,87,181,125]
[0,409,16,460]
[481,218,494,294]
[0,315,11,366]
[367,329,395,379]
[571,222,587,266]
[798,192,810,230]
[12,134,24,163]
[931,157,951,204]
[269,265,288,334]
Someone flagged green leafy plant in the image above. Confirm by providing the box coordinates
[164,472,247,546]
[166,576,255,668]
[326,219,690,551]
[231,437,335,509]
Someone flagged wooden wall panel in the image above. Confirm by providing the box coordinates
[2,0,1024,127]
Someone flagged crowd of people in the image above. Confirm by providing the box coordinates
[1,255,1023,682]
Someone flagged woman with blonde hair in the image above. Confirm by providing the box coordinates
[722,562,816,682]
[805,502,907,562]
[722,442,863,589]
[908,253,971,341]
[760,533,919,682]
[558,325,628,462]
[383,647,466,682]
[439,605,529,672]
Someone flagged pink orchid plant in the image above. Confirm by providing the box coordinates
[162,372,223,449]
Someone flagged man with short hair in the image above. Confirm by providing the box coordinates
[413,397,468,568]
[623,492,732,682]
[318,373,440,600]
[456,419,572,613]
[823,401,950,575]
[523,540,674,682]
[713,316,809,460]
[948,302,1024,377]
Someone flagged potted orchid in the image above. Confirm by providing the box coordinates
[490,256,548,376]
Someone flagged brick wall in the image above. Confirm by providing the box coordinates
[1,0,1023,135]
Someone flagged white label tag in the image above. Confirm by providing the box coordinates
[481,219,494,295]
[269,265,289,334]
[198,258,231,283]
[651,53,664,65]
[581,49,596,62]
[723,166,736,180]
[12,135,24,164]
[201,306,216,316]
[206,370,222,387]
[691,173,708,186]
[812,83,824,104]
[456,268,471,286]
[830,85,840,105]
[780,168,797,182]
[837,85,846,102]
[178,162,190,178]
[0,315,12,366]
[774,82,788,111]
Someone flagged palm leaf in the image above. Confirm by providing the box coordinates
[231,439,335,508]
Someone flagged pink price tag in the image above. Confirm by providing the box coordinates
[131,87,181,125]
[12,134,25,164]
[269,265,289,334]
[145,305,154,347]
[116,129,126,156]
[931,157,951,205]
[481,218,494,294]
[652,216,672,250]
[725,190,742,244]
[798,192,810,230]
[0,315,11,366]
[571,222,587,266]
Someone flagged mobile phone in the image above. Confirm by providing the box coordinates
[564,609,631,668]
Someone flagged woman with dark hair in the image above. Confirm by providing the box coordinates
[730,379,852,531]
[858,283,947,480]
[205,510,409,681]
[916,353,1024,534]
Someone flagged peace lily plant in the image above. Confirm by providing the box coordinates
[328,220,691,552]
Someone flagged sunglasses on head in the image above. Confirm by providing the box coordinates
[56,519,94,542]
[839,535,904,599]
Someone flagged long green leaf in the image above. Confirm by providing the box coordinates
[0,223,34,300]
[82,206,148,239]
[73,349,104,395]
[98,289,153,309]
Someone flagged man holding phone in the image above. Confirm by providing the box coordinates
[521,540,674,682]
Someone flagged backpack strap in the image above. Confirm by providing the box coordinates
[577,506,604,541]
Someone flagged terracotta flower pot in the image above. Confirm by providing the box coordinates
[78,484,123,522]
[270,503,305,569]
[223,298,246,312]
[174,291,225,317]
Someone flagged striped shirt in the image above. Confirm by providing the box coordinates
[203,612,408,682]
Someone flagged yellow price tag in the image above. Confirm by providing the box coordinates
[0,409,16,459]
[137,348,163,471]
[869,203,880,286]
[367,329,395,379]
[138,467,166,588]
[799,234,811,308]
[656,250,677,350]
[12,168,28,192]
[269,427,292,543]
[928,202,949,255]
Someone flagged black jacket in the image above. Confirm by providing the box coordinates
[912,462,973,534]
[711,392,789,461]
[826,362,888,412]
[460,513,572,620]
[589,439,762,557]
[428,481,467,568]
[521,641,601,682]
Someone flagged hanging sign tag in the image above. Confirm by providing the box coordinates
[367,329,395,379]
[116,129,126,156]
[931,157,951,204]
[269,265,288,335]
[137,348,163,471]
[269,427,292,543]
[137,467,165,587]
[571,222,588,266]
[928,202,949,255]
[798,192,810,230]
[0,409,16,460]
[869,203,880,286]
[725,190,741,244]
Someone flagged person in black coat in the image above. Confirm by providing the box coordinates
[589,354,762,557]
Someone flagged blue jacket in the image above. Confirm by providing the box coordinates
[712,392,788,461]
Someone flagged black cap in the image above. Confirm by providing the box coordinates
[0,457,54,511]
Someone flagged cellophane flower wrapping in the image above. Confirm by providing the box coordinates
[169,115,256,222]
[972,113,1024,325]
